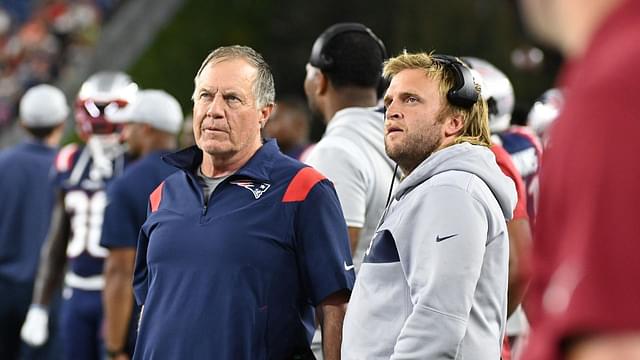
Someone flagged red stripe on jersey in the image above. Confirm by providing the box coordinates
[149,182,164,212]
[282,167,326,203]
[491,144,528,220]
[55,143,79,172]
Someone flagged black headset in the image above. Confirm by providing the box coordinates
[431,54,479,109]
[309,22,387,71]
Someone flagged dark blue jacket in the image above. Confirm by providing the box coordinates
[0,140,57,283]
[133,140,354,359]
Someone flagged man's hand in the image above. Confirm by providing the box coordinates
[106,349,131,360]
[20,305,49,347]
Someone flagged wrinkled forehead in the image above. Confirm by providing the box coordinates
[197,58,258,89]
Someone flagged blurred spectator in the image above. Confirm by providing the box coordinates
[1,0,34,25]
[0,0,123,130]
[263,95,311,159]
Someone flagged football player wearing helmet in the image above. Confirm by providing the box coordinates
[21,71,138,360]
[463,57,543,222]
[526,88,564,147]
[464,57,539,360]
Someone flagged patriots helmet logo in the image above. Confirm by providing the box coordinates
[230,180,271,199]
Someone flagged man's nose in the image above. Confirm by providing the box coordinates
[385,100,402,120]
[206,94,225,117]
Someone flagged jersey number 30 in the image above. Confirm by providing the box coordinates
[65,190,109,258]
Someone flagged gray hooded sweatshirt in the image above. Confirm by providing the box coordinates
[342,142,517,360]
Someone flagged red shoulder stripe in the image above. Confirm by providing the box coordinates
[491,144,528,220]
[282,167,326,203]
[149,182,165,213]
[55,143,79,172]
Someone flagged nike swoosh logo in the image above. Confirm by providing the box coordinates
[343,261,355,271]
[436,234,458,242]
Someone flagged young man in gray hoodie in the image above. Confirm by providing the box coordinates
[341,52,517,360]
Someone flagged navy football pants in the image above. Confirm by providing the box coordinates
[60,288,103,360]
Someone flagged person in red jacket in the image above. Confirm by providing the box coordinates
[517,0,640,359]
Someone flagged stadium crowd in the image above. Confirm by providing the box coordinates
[0,0,124,129]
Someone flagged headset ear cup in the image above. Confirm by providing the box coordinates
[320,54,333,69]
[432,54,479,109]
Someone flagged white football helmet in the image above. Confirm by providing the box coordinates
[462,57,514,133]
[75,71,138,141]
[527,88,564,139]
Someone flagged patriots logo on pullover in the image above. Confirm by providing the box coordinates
[230,180,271,199]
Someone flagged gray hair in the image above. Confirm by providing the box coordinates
[192,45,275,108]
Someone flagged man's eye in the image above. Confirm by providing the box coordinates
[226,96,246,108]
[406,96,418,103]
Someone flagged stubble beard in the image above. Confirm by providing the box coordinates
[386,127,443,175]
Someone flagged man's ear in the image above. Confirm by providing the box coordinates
[443,112,464,137]
[259,103,274,129]
[316,71,328,96]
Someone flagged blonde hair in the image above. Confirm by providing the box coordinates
[383,51,492,147]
